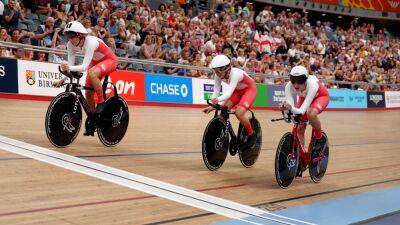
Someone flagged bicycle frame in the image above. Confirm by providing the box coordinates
[213,105,237,141]
[62,73,117,118]
[65,82,93,117]
[291,123,311,167]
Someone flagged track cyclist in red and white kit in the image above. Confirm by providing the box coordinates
[203,54,257,149]
[280,65,330,152]
[54,21,117,136]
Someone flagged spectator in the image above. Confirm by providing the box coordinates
[35,17,57,47]
[164,49,179,75]
[35,0,53,16]
[3,0,24,31]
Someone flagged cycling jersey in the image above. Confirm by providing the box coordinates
[212,67,257,109]
[285,75,330,116]
[67,35,117,86]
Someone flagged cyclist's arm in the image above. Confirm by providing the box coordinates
[211,75,221,99]
[69,40,99,72]
[217,72,243,102]
[285,82,295,107]
[291,81,319,115]
[67,41,76,66]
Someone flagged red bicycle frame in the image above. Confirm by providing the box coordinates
[290,123,310,167]
[291,123,325,166]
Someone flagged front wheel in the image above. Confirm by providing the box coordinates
[238,117,262,168]
[202,116,229,171]
[309,132,329,183]
[97,96,129,147]
[45,92,82,147]
[275,132,298,188]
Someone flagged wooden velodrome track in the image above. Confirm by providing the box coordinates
[0,98,399,225]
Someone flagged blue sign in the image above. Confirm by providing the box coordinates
[145,74,193,104]
[327,89,367,108]
[0,58,18,93]
[268,85,286,106]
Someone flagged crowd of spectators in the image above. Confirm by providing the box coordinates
[0,0,398,90]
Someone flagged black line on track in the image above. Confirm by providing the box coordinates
[144,178,400,225]
[1,140,399,161]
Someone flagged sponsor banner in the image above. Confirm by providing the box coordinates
[385,91,400,108]
[106,70,145,101]
[267,85,286,106]
[145,73,193,104]
[254,83,267,107]
[192,77,227,104]
[327,89,367,108]
[367,91,386,108]
[0,57,18,93]
[18,60,87,96]
[340,0,400,13]
[308,0,339,5]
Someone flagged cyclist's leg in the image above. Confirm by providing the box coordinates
[297,123,306,148]
[224,90,241,109]
[235,106,252,135]
[236,86,256,137]
[295,96,307,147]
[87,66,105,105]
[85,88,95,113]
[84,61,97,113]
[307,95,330,140]
[88,58,117,113]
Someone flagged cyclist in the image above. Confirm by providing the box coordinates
[54,21,117,136]
[280,65,330,171]
[203,54,257,149]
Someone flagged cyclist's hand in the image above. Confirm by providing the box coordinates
[280,102,291,110]
[211,97,218,104]
[202,106,214,114]
[53,79,65,88]
[60,63,69,72]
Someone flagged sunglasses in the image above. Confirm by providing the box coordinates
[214,65,230,73]
[289,75,307,84]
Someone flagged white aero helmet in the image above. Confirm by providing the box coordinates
[64,21,89,36]
[209,54,231,69]
[289,65,308,84]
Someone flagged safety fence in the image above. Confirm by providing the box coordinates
[0,58,399,109]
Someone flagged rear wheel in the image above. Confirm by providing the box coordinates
[202,116,229,171]
[97,96,129,147]
[238,118,262,168]
[309,132,329,183]
[275,132,298,188]
[45,92,82,147]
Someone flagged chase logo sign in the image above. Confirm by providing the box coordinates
[145,74,193,104]
[367,91,385,108]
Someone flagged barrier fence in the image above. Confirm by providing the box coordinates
[0,57,398,109]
